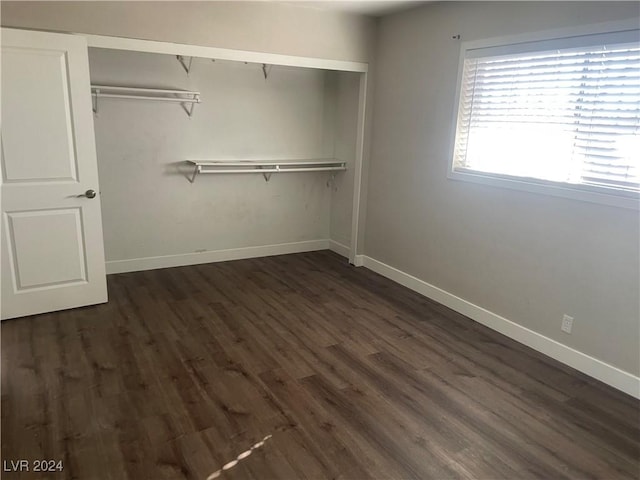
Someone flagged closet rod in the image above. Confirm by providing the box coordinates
[197,166,345,174]
[92,93,201,103]
[192,159,341,167]
[91,85,200,95]
[187,159,346,182]
[91,85,201,117]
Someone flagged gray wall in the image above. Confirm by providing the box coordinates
[366,1,640,375]
[0,1,376,63]
[89,48,358,264]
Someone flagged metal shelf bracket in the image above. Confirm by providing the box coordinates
[262,64,271,80]
[260,164,278,182]
[92,88,100,114]
[177,55,194,74]
[182,96,199,118]
[189,164,200,183]
[326,172,338,191]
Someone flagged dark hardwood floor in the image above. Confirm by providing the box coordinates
[2,251,639,479]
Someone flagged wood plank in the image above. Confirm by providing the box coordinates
[2,251,638,479]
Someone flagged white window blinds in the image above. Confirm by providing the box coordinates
[453,29,640,195]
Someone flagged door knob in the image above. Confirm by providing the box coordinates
[80,189,97,199]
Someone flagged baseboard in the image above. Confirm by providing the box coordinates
[106,239,330,274]
[363,256,640,399]
[329,240,350,258]
[328,240,366,267]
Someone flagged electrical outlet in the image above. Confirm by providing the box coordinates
[561,314,574,334]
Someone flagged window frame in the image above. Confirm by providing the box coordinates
[448,19,640,210]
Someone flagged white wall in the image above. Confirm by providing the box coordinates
[367,1,640,376]
[89,48,351,266]
[0,1,375,63]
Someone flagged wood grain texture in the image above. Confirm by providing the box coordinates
[2,251,639,479]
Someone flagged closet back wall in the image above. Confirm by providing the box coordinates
[89,48,336,271]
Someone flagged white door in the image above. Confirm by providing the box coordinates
[1,28,107,320]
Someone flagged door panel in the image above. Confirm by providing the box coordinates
[1,28,107,320]
[2,48,78,182]
[5,209,87,289]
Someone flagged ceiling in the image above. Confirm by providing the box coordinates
[287,0,430,16]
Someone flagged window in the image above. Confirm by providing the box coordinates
[450,27,640,208]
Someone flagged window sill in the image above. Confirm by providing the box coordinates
[448,169,640,210]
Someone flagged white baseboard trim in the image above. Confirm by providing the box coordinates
[106,239,330,274]
[328,240,366,267]
[363,256,640,399]
[329,240,350,258]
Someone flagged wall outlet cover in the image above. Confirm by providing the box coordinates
[561,314,574,334]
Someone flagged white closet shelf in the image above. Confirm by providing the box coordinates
[90,85,201,117]
[187,159,347,182]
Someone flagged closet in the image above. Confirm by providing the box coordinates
[88,46,364,274]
